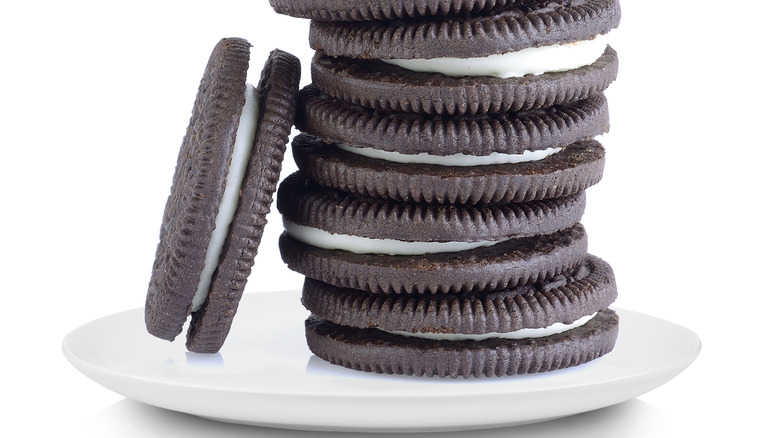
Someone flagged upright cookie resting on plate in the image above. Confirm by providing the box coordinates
[145,39,301,353]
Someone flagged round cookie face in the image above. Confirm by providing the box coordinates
[291,134,605,204]
[302,255,618,334]
[270,0,525,21]
[278,223,588,294]
[311,46,619,116]
[295,86,610,156]
[145,38,252,345]
[305,308,619,378]
[309,0,621,59]
[145,41,301,353]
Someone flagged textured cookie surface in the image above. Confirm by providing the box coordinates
[305,308,619,378]
[311,46,619,115]
[279,223,588,294]
[146,38,252,344]
[277,172,585,242]
[291,134,605,204]
[296,86,609,156]
[309,0,621,59]
[145,41,301,353]
[185,50,301,353]
[303,255,617,334]
[270,0,525,21]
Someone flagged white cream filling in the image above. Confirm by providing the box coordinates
[382,313,596,342]
[337,143,562,166]
[283,219,506,256]
[382,34,608,78]
[191,84,260,312]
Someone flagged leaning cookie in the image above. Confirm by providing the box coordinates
[145,39,301,353]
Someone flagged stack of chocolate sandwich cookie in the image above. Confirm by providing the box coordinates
[272,0,622,377]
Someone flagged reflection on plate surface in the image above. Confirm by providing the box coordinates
[63,291,700,432]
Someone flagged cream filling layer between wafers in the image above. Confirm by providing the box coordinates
[382,34,609,78]
[283,219,508,256]
[191,84,260,312]
[380,312,597,341]
[336,143,562,166]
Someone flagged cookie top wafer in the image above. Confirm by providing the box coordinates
[309,0,621,59]
[311,46,618,116]
[270,0,524,21]
[145,39,300,353]
[296,86,609,156]
[291,134,605,204]
[302,254,617,334]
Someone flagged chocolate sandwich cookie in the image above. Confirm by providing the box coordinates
[305,308,619,378]
[309,0,621,59]
[302,254,617,334]
[145,39,301,353]
[270,0,525,21]
[296,85,609,156]
[291,133,605,204]
[311,46,618,116]
[277,173,589,294]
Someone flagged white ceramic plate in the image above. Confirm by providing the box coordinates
[63,291,700,432]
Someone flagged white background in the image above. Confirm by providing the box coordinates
[2,1,778,436]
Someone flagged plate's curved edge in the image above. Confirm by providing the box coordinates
[61,293,702,432]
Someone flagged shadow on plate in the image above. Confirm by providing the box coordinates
[88,397,664,438]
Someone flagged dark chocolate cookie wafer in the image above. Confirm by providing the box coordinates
[309,0,621,59]
[311,46,618,116]
[305,308,619,378]
[145,40,301,353]
[279,223,588,294]
[291,134,605,204]
[302,254,617,334]
[296,86,609,156]
[277,171,585,242]
[270,0,524,21]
